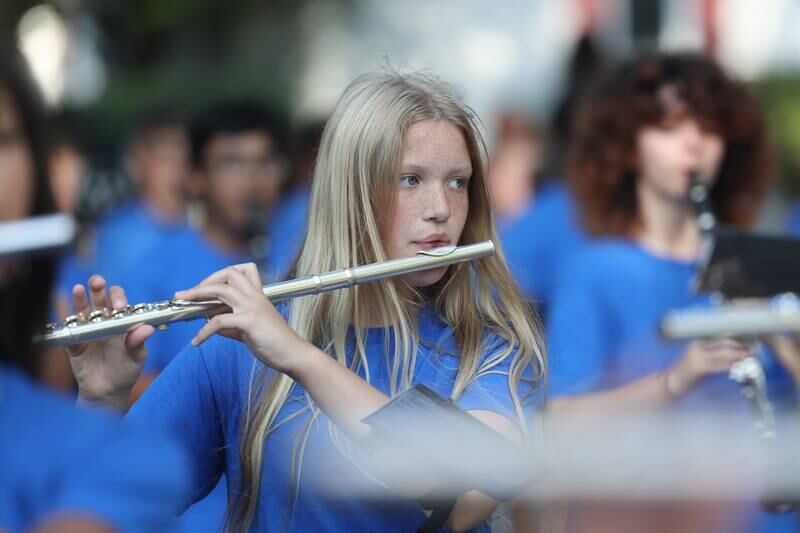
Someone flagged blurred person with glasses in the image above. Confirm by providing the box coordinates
[80,100,288,533]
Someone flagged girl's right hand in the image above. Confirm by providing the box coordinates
[66,275,154,410]
[666,337,754,398]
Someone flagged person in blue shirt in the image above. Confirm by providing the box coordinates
[44,109,192,395]
[1,366,191,533]
[124,101,287,377]
[494,35,606,319]
[99,101,287,532]
[0,50,189,533]
[786,202,800,236]
[546,52,799,532]
[65,71,546,532]
[96,109,192,269]
[56,108,191,299]
[265,120,326,279]
[497,181,587,319]
[266,182,308,277]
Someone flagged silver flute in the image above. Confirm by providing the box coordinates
[35,241,495,348]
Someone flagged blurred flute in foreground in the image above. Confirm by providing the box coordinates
[36,241,495,348]
[661,294,800,341]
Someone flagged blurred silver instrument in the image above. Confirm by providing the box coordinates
[661,296,800,441]
[661,294,800,340]
[0,214,76,257]
[688,173,716,235]
[729,354,777,439]
[684,174,780,449]
[34,241,495,348]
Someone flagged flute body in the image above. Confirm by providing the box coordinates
[37,241,494,348]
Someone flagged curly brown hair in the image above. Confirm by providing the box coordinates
[568,51,773,237]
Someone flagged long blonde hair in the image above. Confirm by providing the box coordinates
[227,71,546,531]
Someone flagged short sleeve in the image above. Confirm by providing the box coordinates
[456,336,542,422]
[126,338,230,510]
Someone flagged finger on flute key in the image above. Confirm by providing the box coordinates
[72,283,91,316]
[108,285,129,311]
[88,275,110,311]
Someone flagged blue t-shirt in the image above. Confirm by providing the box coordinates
[125,227,261,533]
[497,182,587,320]
[56,199,191,299]
[126,307,536,532]
[547,239,798,532]
[127,227,261,373]
[0,365,190,533]
[548,239,795,404]
[265,185,309,280]
[786,200,800,236]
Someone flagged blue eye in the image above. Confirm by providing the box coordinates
[400,175,419,186]
[448,178,466,190]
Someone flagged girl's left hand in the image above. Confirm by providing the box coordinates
[174,263,309,375]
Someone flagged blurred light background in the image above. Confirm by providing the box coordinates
[3,0,800,221]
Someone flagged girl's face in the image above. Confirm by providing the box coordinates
[384,119,472,287]
[636,113,725,203]
[0,89,33,222]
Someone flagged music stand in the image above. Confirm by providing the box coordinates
[694,228,800,299]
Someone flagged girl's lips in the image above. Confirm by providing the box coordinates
[414,240,450,250]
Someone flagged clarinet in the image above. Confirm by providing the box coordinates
[687,176,800,512]
[688,173,716,236]
[688,173,778,439]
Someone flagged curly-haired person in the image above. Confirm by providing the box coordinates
[545,52,798,533]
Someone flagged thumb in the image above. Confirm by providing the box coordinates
[125,324,154,363]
